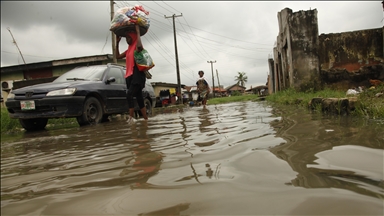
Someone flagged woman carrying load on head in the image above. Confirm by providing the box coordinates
[116,24,147,124]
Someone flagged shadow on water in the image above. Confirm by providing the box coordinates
[269,104,384,199]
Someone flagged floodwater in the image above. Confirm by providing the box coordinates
[1,101,383,215]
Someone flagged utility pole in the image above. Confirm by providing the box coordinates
[165,13,183,104]
[207,60,216,98]
[7,27,27,65]
[216,69,221,95]
[110,0,117,63]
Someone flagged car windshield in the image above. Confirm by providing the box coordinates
[53,66,106,83]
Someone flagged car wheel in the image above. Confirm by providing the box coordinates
[77,97,103,126]
[144,98,152,116]
[19,118,48,131]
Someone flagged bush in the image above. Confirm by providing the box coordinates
[231,91,242,96]
[1,108,21,133]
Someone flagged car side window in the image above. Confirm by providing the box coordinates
[107,68,125,84]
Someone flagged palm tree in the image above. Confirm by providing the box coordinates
[235,72,248,87]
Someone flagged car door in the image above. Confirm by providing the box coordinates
[103,67,128,113]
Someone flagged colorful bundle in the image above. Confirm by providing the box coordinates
[110,5,150,37]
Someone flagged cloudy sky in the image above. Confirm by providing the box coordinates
[1,1,383,89]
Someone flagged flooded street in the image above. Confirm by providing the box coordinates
[1,101,383,215]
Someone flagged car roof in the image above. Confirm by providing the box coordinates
[74,64,124,70]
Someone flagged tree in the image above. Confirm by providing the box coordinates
[235,72,248,87]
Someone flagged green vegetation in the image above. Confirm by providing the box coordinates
[208,94,259,105]
[265,86,384,119]
[1,108,20,134]
[352,87,384,119]
[234,72,248,87]
[1,108,78,135]
[265,87,345,106]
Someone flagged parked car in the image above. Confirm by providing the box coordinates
[5,63,156,131]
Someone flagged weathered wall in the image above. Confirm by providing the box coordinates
[275,8,292,91]
[318,27,384,89]
[272,8,321,92]
[269,8,384,92]
[267,58,275,94]
[288,9,321,91]
[319,28,383,72]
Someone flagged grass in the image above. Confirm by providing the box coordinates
[265,87,346,106]
[208,94,262,105]
[1,108,21,134]
[1,108,78,136]
[265,86,384,119]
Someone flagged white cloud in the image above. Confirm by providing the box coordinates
[1,1,382,89]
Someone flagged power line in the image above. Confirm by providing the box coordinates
[119,1,273,47]
[180,16,213,60]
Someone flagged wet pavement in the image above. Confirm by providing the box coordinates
[1,101,383,215]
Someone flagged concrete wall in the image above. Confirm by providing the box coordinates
[272,8,320,92]
[288,9,320,91]
[269,8,383,92]
[318,27,384,89]
[319,28,383,72]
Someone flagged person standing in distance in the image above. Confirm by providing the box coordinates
[196,70,210,107]
[116,25,148,124]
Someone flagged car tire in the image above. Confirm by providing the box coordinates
[77,97,103,126]
[19,118,48,131]
[136,98,152,118]
[144,98,152,116]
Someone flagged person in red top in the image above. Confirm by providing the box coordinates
[116,25,148,124]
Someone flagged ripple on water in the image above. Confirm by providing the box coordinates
[1,101,383,215]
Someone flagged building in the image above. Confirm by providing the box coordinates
[269,8,320,93]
[225,83,246,95]
[268,8,384,94]
[246,85,268,96]
[151,82,187,106]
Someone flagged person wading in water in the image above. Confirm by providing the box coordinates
[116,25,148,124]
[196,70,210,108]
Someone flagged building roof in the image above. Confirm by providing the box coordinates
[246,85,268,92]
[212,87,227,92]
[1,54,114,74]
[225,83,246,90]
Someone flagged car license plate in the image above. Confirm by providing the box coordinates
[21,100,36,110]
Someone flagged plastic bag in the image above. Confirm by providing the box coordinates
[110,5,150,36]
[134,49,155,72]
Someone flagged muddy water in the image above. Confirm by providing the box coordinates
[1,101,383,215]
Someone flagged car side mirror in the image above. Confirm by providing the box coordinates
[106,77,116,84]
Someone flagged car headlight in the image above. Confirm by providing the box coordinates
[46,88,77,96]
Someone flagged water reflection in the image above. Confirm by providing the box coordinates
[198,107,213,133]
[269,105,384,199]
[1,102,383,215]
[120,122,164,190]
